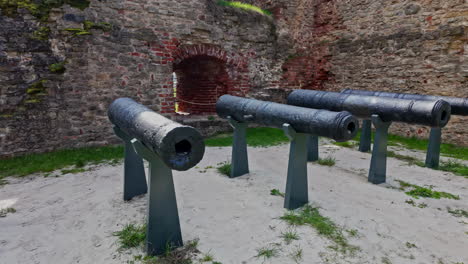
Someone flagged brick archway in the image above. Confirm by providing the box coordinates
[172,44,250,114]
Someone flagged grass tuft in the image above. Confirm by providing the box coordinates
[317,156,336,166]
[205,127,288,147]
[396,180,460,200]
[280,205,359,254]
[217,0,272,16]
[216,161,231,176]
[280,229,300,245]
[270,189,285,197]
[289,246,303,263]
[255,244,280,260]
[113,223,146,249]
[447,208,468,218]
[0,207,16,217]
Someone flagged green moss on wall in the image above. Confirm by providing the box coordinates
[32,26,51,41]
[49,61,66,73]
[0,0,90,20]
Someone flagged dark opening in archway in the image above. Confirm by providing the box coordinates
[173,55,231,114]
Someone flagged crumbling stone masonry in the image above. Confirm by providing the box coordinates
[0,0,466,156]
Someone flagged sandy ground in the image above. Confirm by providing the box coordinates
[0,142,467,264]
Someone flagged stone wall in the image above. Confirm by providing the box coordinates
[252,0,468,145]
[0,0,467,157]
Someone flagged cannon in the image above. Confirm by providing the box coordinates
[341,89,467,168]
[108,98,205,255]
[216,95,359,209]
[287,90,452,184]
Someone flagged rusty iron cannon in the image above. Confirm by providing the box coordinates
[216,95,358,209]
[341,89,467,168]
[287,90,451,184]
[108,97,205,255]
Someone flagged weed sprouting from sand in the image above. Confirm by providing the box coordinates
[346,229,358,237]
[129,239,200,264]
[447,208,468,218]
[113,223,146,249]
[438,159,468,176]
[317,156,336,166]
[280,229,300,245]
[396,180,460,200]
[201,252,214,262]
[289,246,303,263]
[216,161,231,176]
[381,256,392,264]
[61,167,86,175]
[0,207,16,217]
[280,205,359,254]
[271,189,285,197]
[255,244,280,261]
[405,199,427,208]
[405,242,417,249]
[387,151,423,166]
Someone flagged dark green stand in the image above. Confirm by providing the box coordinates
[283,124,309,210]
[307,135,319,161]
[368,115,392,184]
[228,116,249,178]
[132,140,183,256]
[425,127,441,168]
[359,119,372,152]
[113,126,147,201]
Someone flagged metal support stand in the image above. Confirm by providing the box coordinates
[425,127,441,168]
[359,119,372,152]
[368,115,392,184]
[307,135,319,162]
[113,126,147,201]
[228,116,249,178]
[283,124,309,210]
[132,140,183,256]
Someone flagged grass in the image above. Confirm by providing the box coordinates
[113,223,146,249]
[289,246,303,263]
[396,180,460,200]
[405,242,417,249]
[217,0,272,16]
[0,145,123,181]
[216,161,231,176]
[0,207,16,217]
[205,127,288,147]
[280,229,300,245]
[280,205,359,254]
[447,208,468,218]
[255,244,280,261]
[333,141,357,149]
[270,189,285,197]
[405,199,427,208]
[317,156,336,166]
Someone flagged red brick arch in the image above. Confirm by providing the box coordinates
[171,44,250,114]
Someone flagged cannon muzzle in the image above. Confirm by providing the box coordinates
[216,95,358,142]
[108,98,205,171]
[287,90,451,128]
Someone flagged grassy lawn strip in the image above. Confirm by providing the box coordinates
[217,0,272,16]
[396,180,460,200]
[205,127,289,147]
[0,145,123,180]
[333,130,468,161]
[280,205,359,255]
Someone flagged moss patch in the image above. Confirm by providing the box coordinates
[49,61,66,73]
[0,0,89,20]
[217,0,272,16]
[31,26,51,41]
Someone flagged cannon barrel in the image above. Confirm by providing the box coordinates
[216,95,358,142]
[341,89,468,116]
[287,90,451,128]
[108,98,205,171]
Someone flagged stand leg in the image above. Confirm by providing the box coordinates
[307,135,319,162]
[228,117,249,178]
[283,124,309,210]
[359,119,372,152]
[132,140,183,256]
[368,115,392,184]
[113,126,147,201]
[425,127,441,168]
